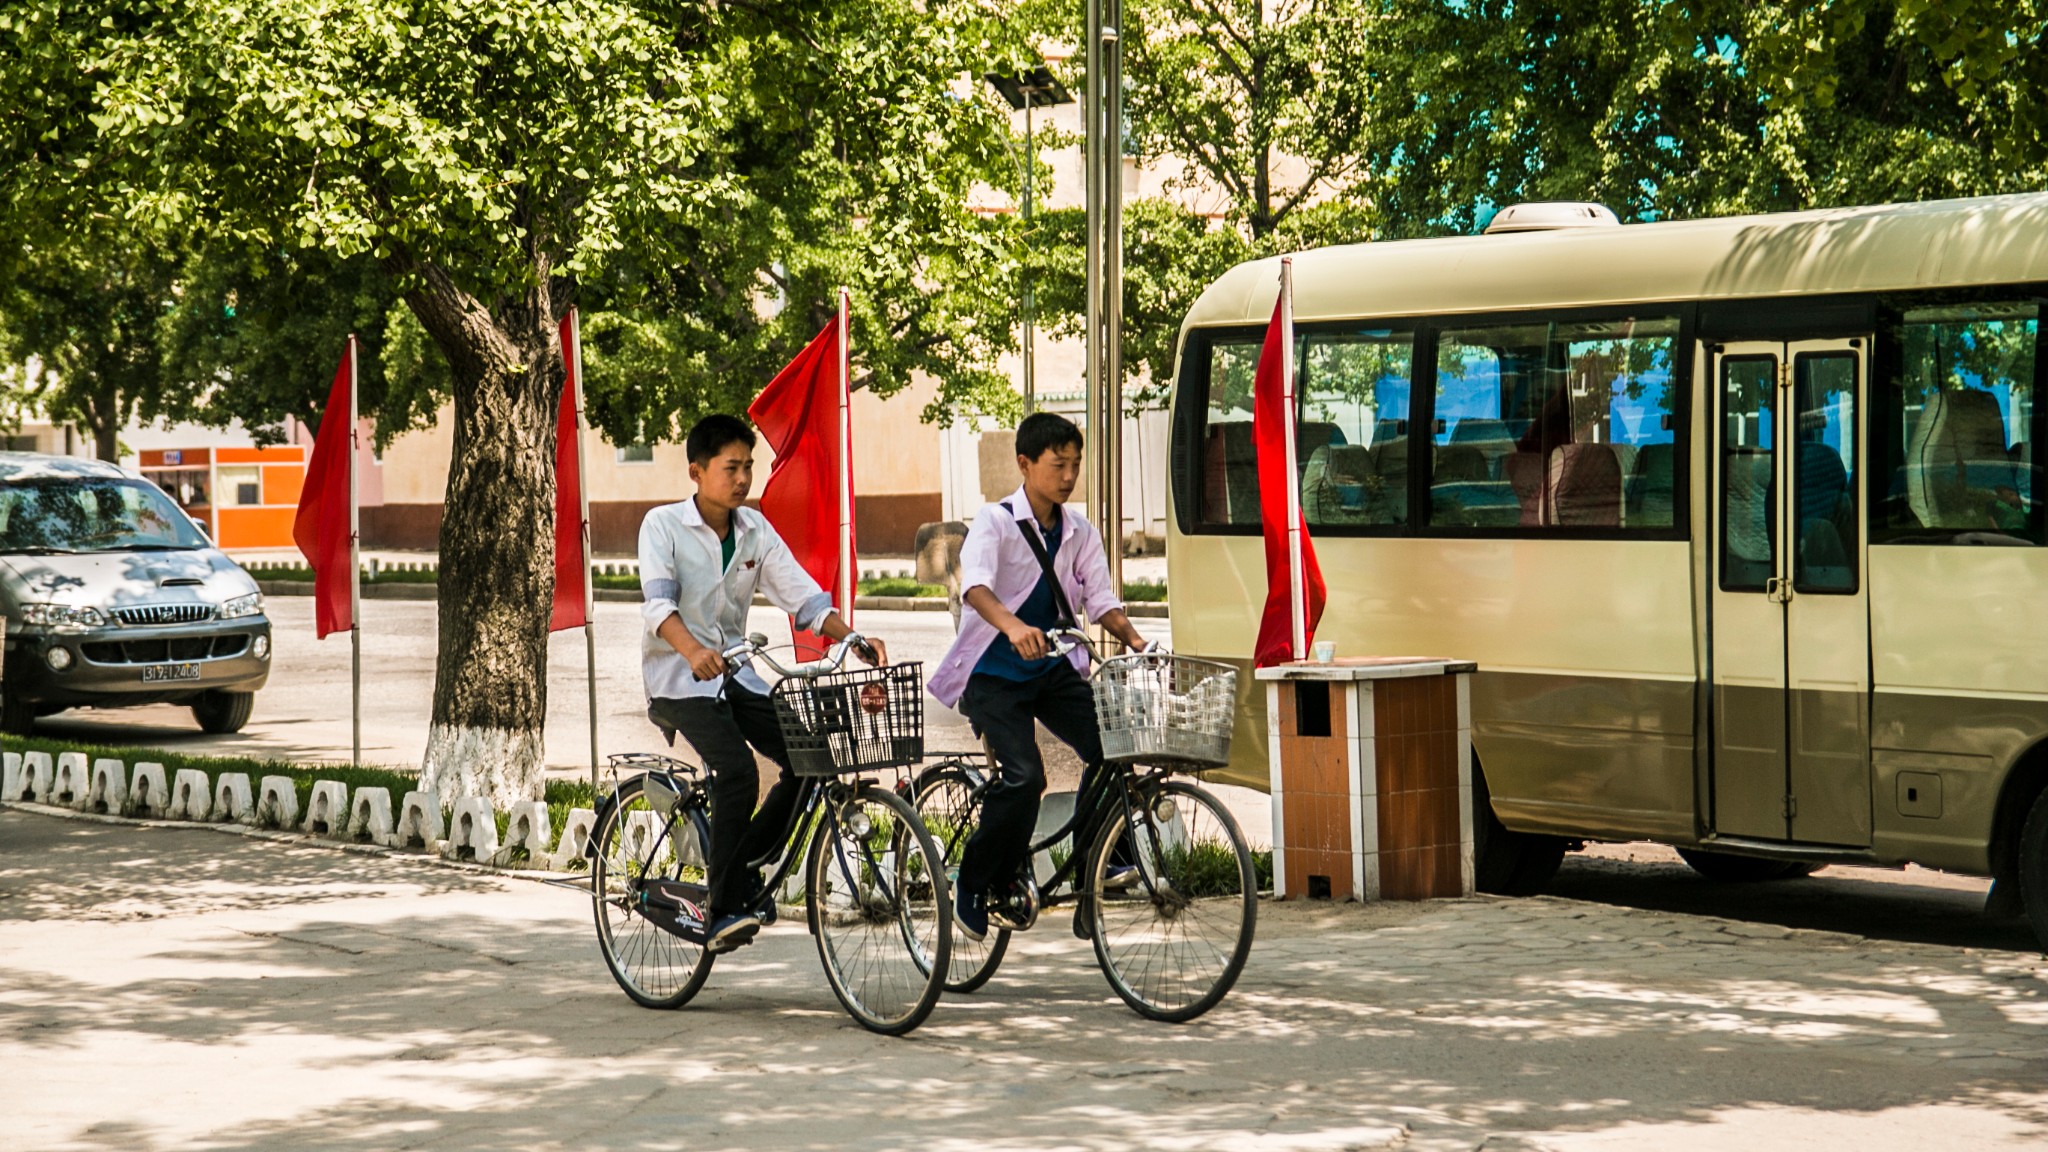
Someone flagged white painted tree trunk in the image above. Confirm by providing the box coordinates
[420,723,547,809]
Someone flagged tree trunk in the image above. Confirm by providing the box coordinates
[404,264,561,809]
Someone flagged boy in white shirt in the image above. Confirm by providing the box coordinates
[926,413,1148,941]
[639,414,887,953]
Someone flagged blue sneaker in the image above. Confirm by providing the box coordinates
[954,888,989,943]
[754,896,779,928]
[706,911,761,954]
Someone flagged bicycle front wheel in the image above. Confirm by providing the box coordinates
[591,774,715,1009]
[807,783,951,1035]
[911,761,1010,993]
[1088,778,1257,1022]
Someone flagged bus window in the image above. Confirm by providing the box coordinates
[1432,316,1679,530]
[1876,302,2042,545]
[1299,330,1414,527]
[1720,356,1779,591]
[1195,337,1262,526]
[1793,353,1859,592]
[1191,327,1416,529]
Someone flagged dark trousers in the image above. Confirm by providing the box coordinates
[956,662,1107,899]
[648,685,803,917]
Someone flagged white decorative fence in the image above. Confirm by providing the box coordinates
[1,751,605,873]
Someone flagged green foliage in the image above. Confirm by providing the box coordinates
[1122,578,1169,603]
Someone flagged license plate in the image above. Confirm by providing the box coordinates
[142,663,201,683]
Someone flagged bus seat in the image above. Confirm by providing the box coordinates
[1626,443,1676,527]
[1550,443,1624,526]
[1725,449,1775,564]
[1450,418,1515,479]
[1203,421,1260,523]
[1366,439,1409,524]
[1433,444,1487,484]
[1505,451,1548,525]
[1904,388,2009,528]
[1298,421,1342,459]
[1304,444,1373,524]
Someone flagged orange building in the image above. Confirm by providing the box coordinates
[137,445,307,550]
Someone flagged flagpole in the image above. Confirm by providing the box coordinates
[836,287,854,629]
[347,333,362,769]
[1279,259,1305,662]
[569,309,599,797]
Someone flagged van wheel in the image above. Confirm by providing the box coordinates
[1676,848,1817,882]
[2017,789,2048,950]
[192,690,254,734]
[0,687,36,735]
[1472,761,1568,895]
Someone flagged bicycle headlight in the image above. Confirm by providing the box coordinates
[19,603,106,631]
[218,592,264,620]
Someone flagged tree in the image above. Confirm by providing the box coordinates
[0,220,178,462]
[1360,0,2048,235]
[4,0,1037,806]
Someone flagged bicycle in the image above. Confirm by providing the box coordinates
[585,632,952,1036]
[909,629,1257,1022]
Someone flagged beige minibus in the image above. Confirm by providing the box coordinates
[1166,193,2048,943]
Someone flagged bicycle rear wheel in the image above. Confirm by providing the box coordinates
[591,774,715,1009]
[911,761,1010,993]
[1088,778,1257,1022]
[807,783,951,1035]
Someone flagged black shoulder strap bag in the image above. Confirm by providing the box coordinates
[1002,498,1078,630]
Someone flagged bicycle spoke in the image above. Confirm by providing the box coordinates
[809,785,949,1035]
[1090,780,1256,1022]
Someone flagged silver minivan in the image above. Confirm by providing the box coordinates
[0,453,272,734]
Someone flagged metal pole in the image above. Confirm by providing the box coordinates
[1280,259,1305,661]
[568,309,599,797]
[1022,99,1035,416]
[347,333,361,770]
[837,287,855,625]
[1085,0,1126,619]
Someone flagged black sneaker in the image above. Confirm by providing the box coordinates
[706,911,761,954]
[754,896,779,928]
[955,888,989,943]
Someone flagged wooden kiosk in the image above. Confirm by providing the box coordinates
[1256,658,1478,902]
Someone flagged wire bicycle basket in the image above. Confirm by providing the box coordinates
[771,662,926,776]
[1093,652,1238,768]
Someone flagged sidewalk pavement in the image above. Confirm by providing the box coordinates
[3,807,2043,1152]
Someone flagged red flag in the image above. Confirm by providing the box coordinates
[1252,274,1326,667]
[748,313,852,656]
[550,311,589,632]
[292,340,357,638]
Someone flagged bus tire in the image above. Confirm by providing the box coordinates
[1472,760,1566,896]
[1675,848,1816,882]
[2017,788,2048,951]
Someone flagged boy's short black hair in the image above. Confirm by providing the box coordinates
[685,414,756,466]
[1015,411,1084,462]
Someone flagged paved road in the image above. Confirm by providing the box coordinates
[2,808,2044,1152]
[29,598,1044,773]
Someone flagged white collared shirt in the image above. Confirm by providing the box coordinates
[639,498,835,700]
[927,485,1125,708]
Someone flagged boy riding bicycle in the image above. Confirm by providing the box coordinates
[638,414,886,954]
[926,412,1149,942]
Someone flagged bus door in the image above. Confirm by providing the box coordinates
[1709,339,1872,846]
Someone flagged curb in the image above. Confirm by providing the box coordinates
[0,797,577,884]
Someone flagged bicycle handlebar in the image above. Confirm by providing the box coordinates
[720,631,877,680]
[1046,627,1161,663]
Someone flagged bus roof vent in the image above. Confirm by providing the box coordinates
[1482,201,1622,235]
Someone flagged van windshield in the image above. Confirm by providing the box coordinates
[0,477,209,554]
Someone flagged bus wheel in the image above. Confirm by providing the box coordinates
[2017,789,2048,950]
[1472,763,1567,896]
[1675,849,1817,882]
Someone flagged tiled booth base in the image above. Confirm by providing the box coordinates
[1257,657,1477,902]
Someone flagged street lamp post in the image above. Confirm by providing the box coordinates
[985,67,1073,417]
[1084,0,1126,597]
